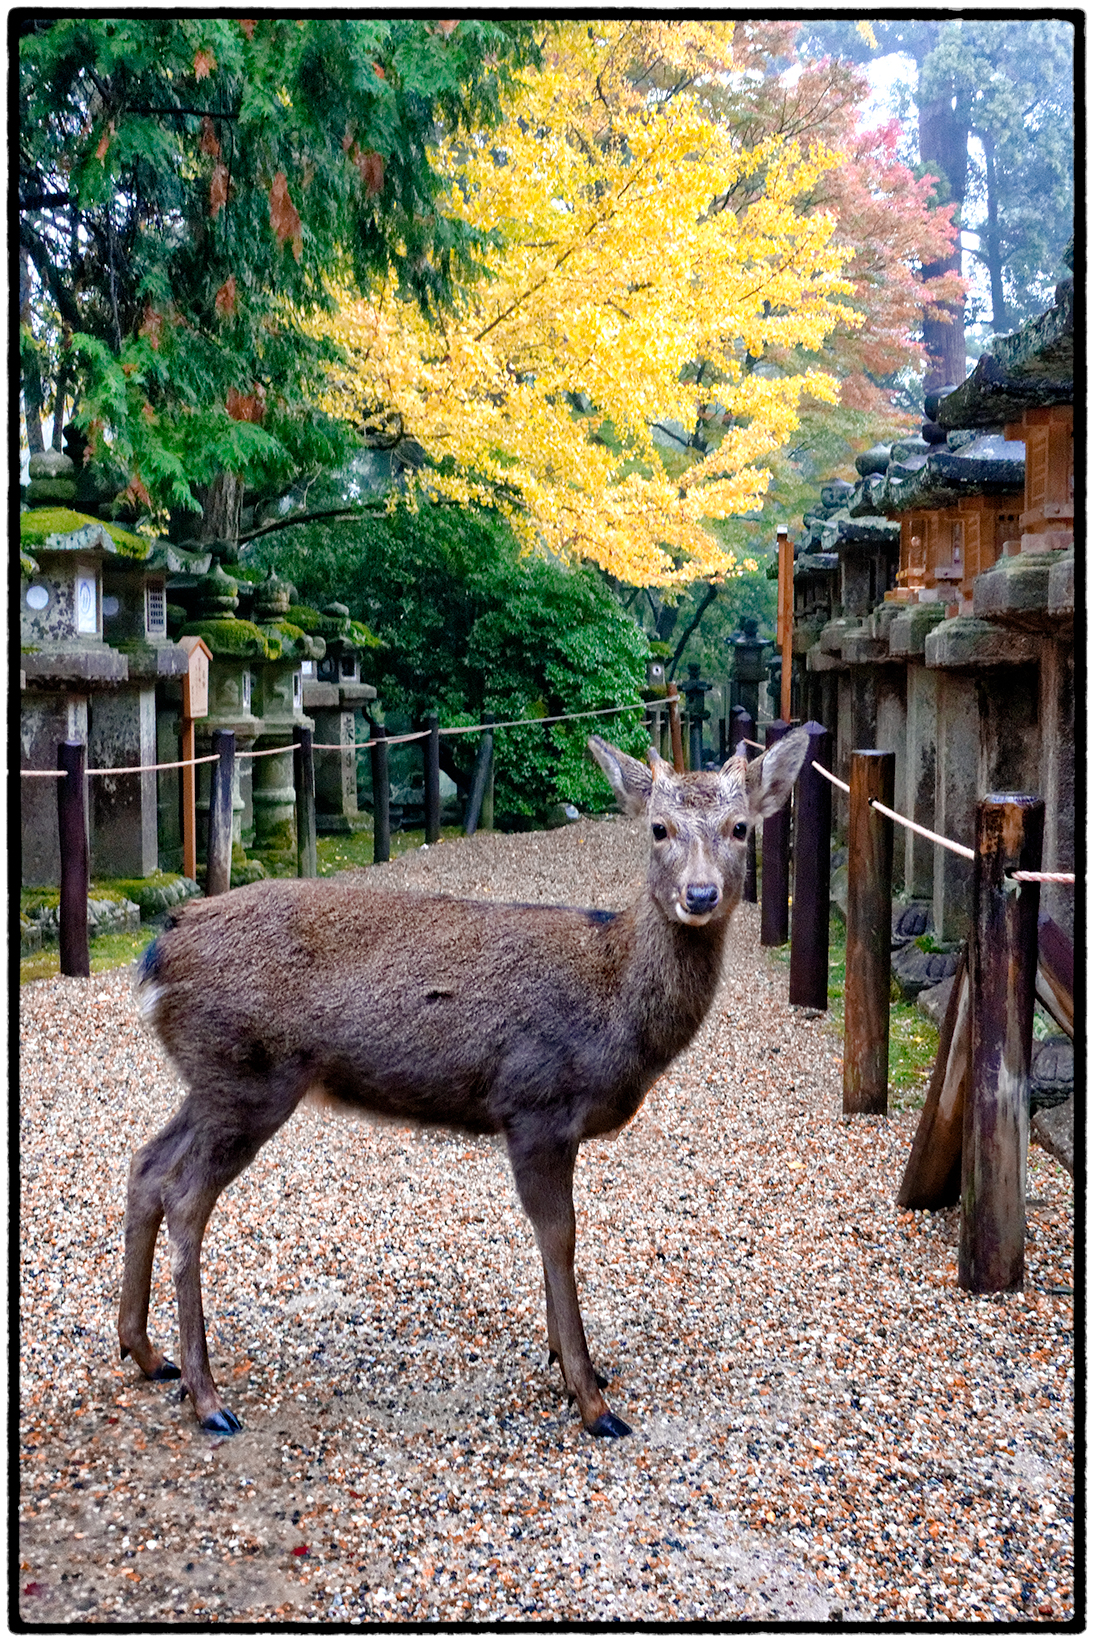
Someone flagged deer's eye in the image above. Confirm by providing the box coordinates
[732,820,748,840]
[651,822,668,842]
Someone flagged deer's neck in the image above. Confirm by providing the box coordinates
[619,891,732,1066]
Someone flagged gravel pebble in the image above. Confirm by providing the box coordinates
[18,816,1075,1624]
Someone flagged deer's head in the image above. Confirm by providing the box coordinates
[589,728,809,927]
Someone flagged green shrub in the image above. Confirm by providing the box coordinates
[243,502,650,822]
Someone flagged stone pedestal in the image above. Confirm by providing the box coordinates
[20,692,89,886]
[88,686,159,879]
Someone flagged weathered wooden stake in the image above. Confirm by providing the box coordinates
[205,730,235,897]
[842,749,895,1113]
[294,726,317,879]
[464,714,495,837]
[788,722,831,1010]
[371,726,390,864]
[57,739,90,977]
[959,793,1044,1293]
[666,683,685,773]
[896,949,969,1209]
[760,719,791,944]
[424,711,441,844]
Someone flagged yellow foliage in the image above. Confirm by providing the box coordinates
[308,21,857,587]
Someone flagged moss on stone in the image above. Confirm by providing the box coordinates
[180,618,278,660]
[19,507,151,558]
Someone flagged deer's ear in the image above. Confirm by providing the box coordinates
[588,736,653,816]
[746,726,810,820]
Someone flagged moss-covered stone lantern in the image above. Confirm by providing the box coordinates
[248,570,325,860]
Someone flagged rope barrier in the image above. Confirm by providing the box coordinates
[1010,870,1076,885]
[812,759,851,795]
[310,699,647,754]
[867,796,975,862]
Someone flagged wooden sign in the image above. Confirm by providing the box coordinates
[179,634,212,719]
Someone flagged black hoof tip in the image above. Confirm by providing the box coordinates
[596,1371,610,1389]
[548,1349,559,1367]
[148,1360,182,1382]
[200,1409,242,1435]
[587,1411,632,1439]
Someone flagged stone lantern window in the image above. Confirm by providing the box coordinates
[25,583,50,612]
[145,579,167,636]
[75,564,99,634]
[242,669,253,714]
[292,669,303,710]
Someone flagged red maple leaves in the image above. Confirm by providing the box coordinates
[269,171,303,261]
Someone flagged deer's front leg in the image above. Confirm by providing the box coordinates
[507,1132,630,1438]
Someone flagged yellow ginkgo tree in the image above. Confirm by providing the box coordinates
[310,21,860,588]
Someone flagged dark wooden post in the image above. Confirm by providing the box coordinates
[424,711,441,844]
[464,713,495,837]
[371,725,390,864]
[959,793,1044,1293]
[843,750,895,1114]
[666,682,685,773]
[789,722,832,1010]
[57,739,90,977]
[760,719,791,943]
[294,726,317,878]
[730,707,757,903]
[205,730,235,896]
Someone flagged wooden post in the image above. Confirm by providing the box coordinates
[180,718,197,881]
[788,722,832,1010]
[666,682,685,772]
[178,635,211,882]
[760,719,791,944]
[57,739,90,977]
[959,793,1044,1293]
[464,714,495,837]
[371,725,390,864]
[294,726,317,878]
[776,524,794,724]
[205,730,234,896]
[424,711,441,844]
[843,750,895,1114]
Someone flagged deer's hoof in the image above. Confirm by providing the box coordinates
[200,1408,242,1435]
[147,1360,182,1382]
[587,1411,632,1439]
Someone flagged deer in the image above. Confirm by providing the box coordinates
[120,727,809,1439]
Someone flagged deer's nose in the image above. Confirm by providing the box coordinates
[684,884,720,916]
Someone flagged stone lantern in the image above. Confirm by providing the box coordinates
[726,616,769,725]
[680,661,713,770]
[249,570,325,860]
[299,602,378,832]
[178,560,267,865]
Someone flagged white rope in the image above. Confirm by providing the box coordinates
[868,797,976,862]
[1010,870,1076,885]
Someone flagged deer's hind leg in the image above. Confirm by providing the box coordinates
[119,1054,312,1433]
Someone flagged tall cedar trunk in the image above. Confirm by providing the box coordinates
[200,471,244,544]
[980,131,1010,332]
[918,90,970,391]
[20,249,45,455]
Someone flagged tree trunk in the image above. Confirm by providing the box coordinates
[979,131,1009,333]
[918,89,970,391]
[20,249,45,455]
[200,471,244,544]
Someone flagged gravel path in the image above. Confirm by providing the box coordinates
[18,817,1075,1625]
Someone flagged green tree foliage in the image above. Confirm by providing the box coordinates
[243,505,650,822]
[18,17,541,522]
